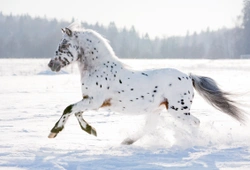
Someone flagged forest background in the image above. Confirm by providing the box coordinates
[1,1,250,59]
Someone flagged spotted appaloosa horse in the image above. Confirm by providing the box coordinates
[48,25,246,145]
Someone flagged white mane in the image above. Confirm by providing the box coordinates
[67,22,82,32]
[75,27,118,62]
[66,22,116,59]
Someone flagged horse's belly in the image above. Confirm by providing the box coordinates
[100,99,164,115]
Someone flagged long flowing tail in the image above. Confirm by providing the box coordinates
[189,73,246,123]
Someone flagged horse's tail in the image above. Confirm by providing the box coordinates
[189,73,246,123]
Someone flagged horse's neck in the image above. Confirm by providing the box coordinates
[77,50,124,78]
[77,32,125,76]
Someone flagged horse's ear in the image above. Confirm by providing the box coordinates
[65,28,72,37]
[61,28,65,33]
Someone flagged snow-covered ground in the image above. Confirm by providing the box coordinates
[0,59,250,170]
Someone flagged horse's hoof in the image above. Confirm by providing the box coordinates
[48,132,58,138]
[121,138,135,145]
[91,128,97,137]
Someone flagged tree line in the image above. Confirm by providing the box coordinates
[0,1,250,59]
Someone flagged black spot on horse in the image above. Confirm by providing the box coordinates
[178,77,181,81]
[170,106,178,111]
[169,83,172,86]
[63,104,73,114]
[153,90,157,93]
[131,88,134,91]
[182,106,188,110]
[119,79,122,84]
[141,73,148,76]
[83,95,89,99]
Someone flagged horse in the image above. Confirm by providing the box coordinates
[47,24,247,145]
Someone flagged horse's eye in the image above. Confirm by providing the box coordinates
[59,44,70,51]
[62,44,69,49]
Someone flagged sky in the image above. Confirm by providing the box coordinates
[1,0,244,38]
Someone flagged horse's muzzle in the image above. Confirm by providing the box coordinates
[48,60,62,72]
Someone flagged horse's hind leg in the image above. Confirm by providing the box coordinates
[121,113,160,145]
[168,104,200,127]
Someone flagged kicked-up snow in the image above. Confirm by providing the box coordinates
[0,59,250,170]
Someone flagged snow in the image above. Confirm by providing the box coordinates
[0,59,250,170]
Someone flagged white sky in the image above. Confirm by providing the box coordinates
[1,0,243,38]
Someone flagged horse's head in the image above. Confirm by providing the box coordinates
[48,27,80,72]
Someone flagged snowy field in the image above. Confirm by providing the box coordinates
[0,59,250,170]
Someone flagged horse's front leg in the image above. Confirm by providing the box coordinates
[48,104,74,138]
[48,97,102,138]
[75,112,97,136]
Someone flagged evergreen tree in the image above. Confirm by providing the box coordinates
[242,0,250,54]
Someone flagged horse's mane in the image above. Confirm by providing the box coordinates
[88,30,116,57]
[67,22,82,31]
[66,22,118,60]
